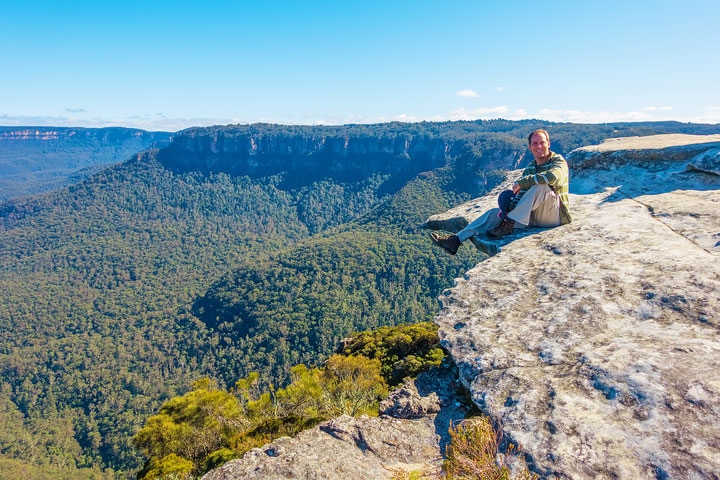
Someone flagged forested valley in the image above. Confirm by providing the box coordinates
[2,119,719,479]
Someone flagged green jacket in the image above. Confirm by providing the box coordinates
[509,151,572,224]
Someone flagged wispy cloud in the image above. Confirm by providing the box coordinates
[406,107,716,125]
[456,89,480,98]
[448,106,509,120]
[65,107,87,113]
[496,86,507,91]
[0,113,231,132]
[534,108,676,123]
[0,114,74,126]
[698,106,720,124]
[2,105,717,131]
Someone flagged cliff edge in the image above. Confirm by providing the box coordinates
[202,367,467,480]
[427,134,720,479]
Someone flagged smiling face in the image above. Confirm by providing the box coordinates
[529,131,551,164]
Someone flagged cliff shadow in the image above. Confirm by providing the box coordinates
[413,367,475,452]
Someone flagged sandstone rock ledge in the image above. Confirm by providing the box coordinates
[428,134,720,479]
[202,368,467,480]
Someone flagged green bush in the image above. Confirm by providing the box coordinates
[201,448,236,474]
[137,454,193,480]
[321,355,388,416]
[133,378,244,469]
[341,322,446,385]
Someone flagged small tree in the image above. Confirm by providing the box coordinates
[133,378,244,474]
[322,354,387,416]
[274,364,324,419]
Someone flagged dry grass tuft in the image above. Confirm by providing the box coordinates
[443,416,538,480]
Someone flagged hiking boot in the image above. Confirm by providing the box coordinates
[429,232,461,255]
[487,219,514,239]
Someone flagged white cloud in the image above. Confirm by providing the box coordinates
[65,107,87,113]
[0,113,233,132]
[456,89,480,98]
[448,106,509,121]
[496,86,507,91]
[534,108,673,124]
[2,104,718,132]
[336,107,716,126]
[392,114,421,123]
[697,106,720,124]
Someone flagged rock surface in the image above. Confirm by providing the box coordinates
[202,368,467,480]
[379,376,441,419]
[427,134,720,479]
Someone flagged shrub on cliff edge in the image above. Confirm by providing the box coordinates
[444,416,537,480]
[134,322,444,478]
[134,356,387,479]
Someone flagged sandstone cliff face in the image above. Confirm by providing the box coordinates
[160,126,525,182]
[162,129,449,179]
[426,134,720,479]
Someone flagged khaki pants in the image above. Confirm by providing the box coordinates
[456,185,560,242]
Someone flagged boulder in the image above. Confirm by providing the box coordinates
[430,134,720,479]
[379,377,441,419]
[686,147,720,176]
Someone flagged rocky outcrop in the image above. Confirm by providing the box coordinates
[379,378,441,419]
[425,135,720,479]
[421,171,523,256]
[203,414,441,480]
[687,147,720,176]
[202,368,467,480]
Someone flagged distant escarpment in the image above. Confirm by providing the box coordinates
[0,126,172,201]
[159,123,530,186]
[159,122,720,184]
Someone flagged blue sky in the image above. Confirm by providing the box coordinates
[2,0,719,131]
